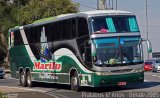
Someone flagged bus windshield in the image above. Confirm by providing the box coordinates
[91,15,139,33]
[94,42,143,66]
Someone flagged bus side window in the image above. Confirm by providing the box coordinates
[84,41,92,67]
[44,23,53,42]
[77,17,91,67]
[77,17,89,57]
[25,26,40,44]
[71,18,76,39]
[78,18,89,37]
[61,19,72,40]
[53,22,61,41]
[14,30,23,45]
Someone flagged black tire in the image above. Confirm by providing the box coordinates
[0,74,5,79]
[70,71,81,91]
[20,72,27,87]
[155,69,157,73]
[2,74,5,79]
[0,76,3,79]
[26,71,33,87]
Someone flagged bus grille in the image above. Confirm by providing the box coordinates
[111,69,133,73]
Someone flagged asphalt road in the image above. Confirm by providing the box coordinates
[0,72,160,98]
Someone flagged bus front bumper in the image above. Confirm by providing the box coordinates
[91,72,144,87]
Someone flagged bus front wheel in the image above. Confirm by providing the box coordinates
[70,71,81,91]
[20,72,26,87]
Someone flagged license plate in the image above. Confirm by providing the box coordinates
[118,82,127,86]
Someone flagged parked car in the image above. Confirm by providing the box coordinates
[144,60,153,71]
[144,59,160,72]
[152,59,160,72]
[0,67,5,79]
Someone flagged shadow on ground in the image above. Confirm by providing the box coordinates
[31,81,160,92]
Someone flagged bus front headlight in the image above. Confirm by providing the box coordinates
[96,72,110,75]
[135,68,144,72]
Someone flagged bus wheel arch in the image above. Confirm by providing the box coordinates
[70,69,81,91]
[19,68,26,87]
[19,68,24,74]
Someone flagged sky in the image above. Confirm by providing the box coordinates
[73,0,160,59]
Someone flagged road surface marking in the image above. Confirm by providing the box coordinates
[144,80,148,82]
[45,93,60,98]
[46,92,70,98]
[0,86,46,93]
[145,73,160,78]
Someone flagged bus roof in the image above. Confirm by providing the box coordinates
[33,10,130,23]
[33,14,74,24]
[10,10,133,31]
[78,10,133,16]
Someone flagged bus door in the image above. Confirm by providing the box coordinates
[84,40,92,68]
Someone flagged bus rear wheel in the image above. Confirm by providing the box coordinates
[20,72,26,87]
[70,71,80,91]
[26,71,33,87]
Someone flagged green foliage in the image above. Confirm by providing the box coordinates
[33,17,56,24]
[0,0,79,40]
[0,92,7,98]
[0,0,79,63]
[18,0,79,25]
[13,0,29,6]
[0,2,19,36]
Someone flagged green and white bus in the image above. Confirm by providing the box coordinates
[8,10,152,91]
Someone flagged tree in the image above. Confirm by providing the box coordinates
[13,0,29,6]
[0,0,79,66]
[0,0,79,39]
[0,0,19,34]
[18,0,79,25]
[0,0,79,35]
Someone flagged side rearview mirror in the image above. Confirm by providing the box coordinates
[141,38,152,53]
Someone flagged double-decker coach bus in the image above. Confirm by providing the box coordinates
[8,10,152,91]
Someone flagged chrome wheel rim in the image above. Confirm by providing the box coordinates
[72,76,77,86]
[27,76,31,85]
[21,74,25,83]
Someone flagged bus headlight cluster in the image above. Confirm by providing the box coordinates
[96,72,110,75]
[135,68,144,72]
